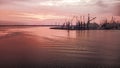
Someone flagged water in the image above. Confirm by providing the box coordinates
[0,26,120,68]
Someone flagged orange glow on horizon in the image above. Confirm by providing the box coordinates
[18,13,66,20]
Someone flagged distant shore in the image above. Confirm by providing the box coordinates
[0,25,57,27]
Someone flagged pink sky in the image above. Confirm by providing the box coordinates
[0,0,120,25]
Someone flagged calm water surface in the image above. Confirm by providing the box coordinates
[0,26,120,68]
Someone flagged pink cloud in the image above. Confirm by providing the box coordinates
[0,0,120,25]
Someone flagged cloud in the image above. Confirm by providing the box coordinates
[0,0,120,25]
[0,0,49,4]
[0,0,24,4]
[38,0,82,6]
[92,0,120,16]
[95,0,108,7]
[114,2,120,16]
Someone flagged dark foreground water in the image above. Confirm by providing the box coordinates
[0,26,120,68]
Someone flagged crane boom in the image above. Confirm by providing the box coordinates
[90,17,96,21]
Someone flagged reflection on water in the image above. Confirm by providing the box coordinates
[0,26,120,68]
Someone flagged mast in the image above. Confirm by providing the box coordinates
[87,14,90,29]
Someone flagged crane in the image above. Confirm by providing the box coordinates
[87,14,96,29]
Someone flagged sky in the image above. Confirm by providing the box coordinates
[0,0,120,25]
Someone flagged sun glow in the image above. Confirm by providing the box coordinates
[18,13,66,20]
[85,0,91,3]
[39,0,82,6]
[60,0,82,3]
